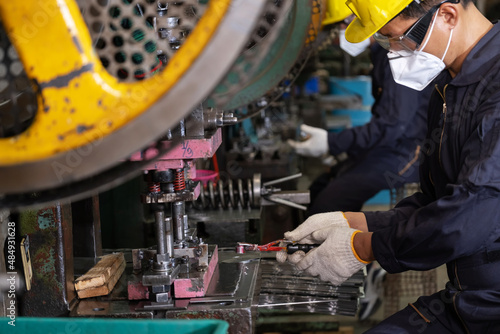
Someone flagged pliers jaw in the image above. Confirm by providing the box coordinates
[236,239,293,253]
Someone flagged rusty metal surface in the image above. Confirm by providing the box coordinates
[19,203,76,316]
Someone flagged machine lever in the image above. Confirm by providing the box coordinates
[262,173,303,187]
[263,196,307,211]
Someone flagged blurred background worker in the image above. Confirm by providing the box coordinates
[289,7,434,218]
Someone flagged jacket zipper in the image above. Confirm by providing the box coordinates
[435,84,449,170]
[452,290,470,334]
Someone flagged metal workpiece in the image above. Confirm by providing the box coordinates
[257,259,365,317]
[0,0,268,207]
[163,250,261,333]
[141,265,181,287]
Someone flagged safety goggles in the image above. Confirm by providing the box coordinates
[373,0,459,56]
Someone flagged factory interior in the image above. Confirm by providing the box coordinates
[1,0,500,333]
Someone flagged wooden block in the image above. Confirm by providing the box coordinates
[337,326,355,334]
[75,253,124,290]
[75,253,125,299]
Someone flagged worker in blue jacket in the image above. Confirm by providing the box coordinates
[290,42,433,215]
[280,0,500,332]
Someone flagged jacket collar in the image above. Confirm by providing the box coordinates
[450,22,500,87]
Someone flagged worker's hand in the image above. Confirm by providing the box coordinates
[288,124,328,158]
[276,212,350,264]
[284,212,349,244]
[290,226,369,286]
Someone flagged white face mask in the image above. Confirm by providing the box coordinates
[339,29,371,57]
[388,10,453,91]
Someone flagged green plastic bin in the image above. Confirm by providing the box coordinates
[0,317,229,334]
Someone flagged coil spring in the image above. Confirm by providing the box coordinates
[196,178,256,210]
[174,169,186,192]
[148,182,161,194]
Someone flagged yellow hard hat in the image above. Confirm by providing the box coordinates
[345,0,413,43]
[322,0,353,26]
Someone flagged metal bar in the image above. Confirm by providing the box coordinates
[261,190,310,206]
[258,299,341,307]
[155,210,167,255]
[263,173,303,187]
[165,217,174,258]
[262,196,307,211]
[172,202,185,243]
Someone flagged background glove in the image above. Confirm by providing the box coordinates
[284,211,349,244]
[287,226,369,286]
[287,124,328,158]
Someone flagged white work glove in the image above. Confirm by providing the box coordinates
[276,212,349,263]
[285,212,349,243]
[289,226,369,286]
[288,124,328,158]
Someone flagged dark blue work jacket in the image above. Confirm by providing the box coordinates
[327,44,432,166]
[365,23,500,279]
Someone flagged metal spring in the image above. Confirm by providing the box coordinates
[196,178,255,210]
[174,169,186,192]
[149,182,161,193]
